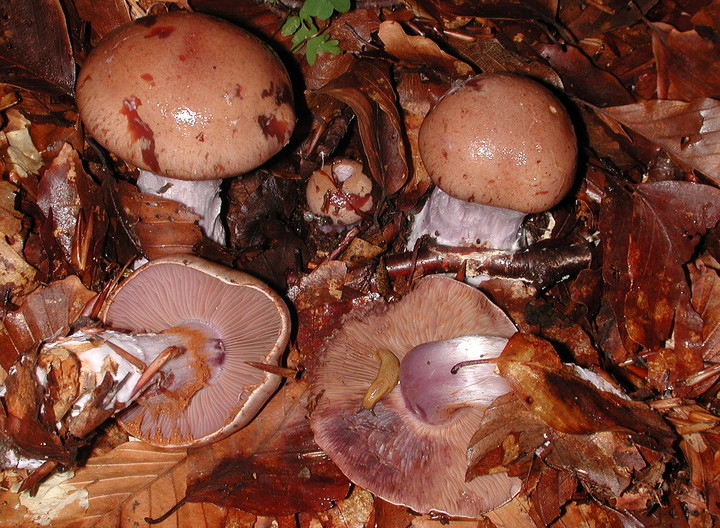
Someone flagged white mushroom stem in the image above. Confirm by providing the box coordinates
[399,335,511,425]
[136,170,225,244]
[406,187,527,251]
[37,323,223,417]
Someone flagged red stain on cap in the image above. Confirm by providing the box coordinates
[120,96,160,173]
[258,114,289,144]
[145,25,175,39]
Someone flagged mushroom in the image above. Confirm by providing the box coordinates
[305,157,375,228]
[407,73,577,251]
[100,254,291,447]
[309,275,522,517]
[75,11,296,244]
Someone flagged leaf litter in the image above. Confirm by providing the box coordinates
[1,0,720,526]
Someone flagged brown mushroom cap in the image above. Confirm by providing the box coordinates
[418,73,577,214]
[76,12,295,181]
[101,255,291,447]
[309,275,522,517]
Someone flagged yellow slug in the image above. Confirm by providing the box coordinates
[362,349,400,411]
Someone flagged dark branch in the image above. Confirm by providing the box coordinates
[385,241,594,289]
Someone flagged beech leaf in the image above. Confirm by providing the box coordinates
[184,380,350,516]
[496,333,676,450]
[0,275,95,369]
[600,181,720,362]
[652,22,720,100]
[0,236,37,302]
[316,59,409,196]
[689,259,720,361]
[596,99,720,185]
[36,143,107,283]
[0,0,75,95]
[112,181,203,260]
[13,441,223,528]
[377,21,473,77]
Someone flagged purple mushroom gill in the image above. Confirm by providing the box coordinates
[309,275,522,517]
[102,255,290,447]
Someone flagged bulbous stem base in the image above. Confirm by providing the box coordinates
[407,187,527,251]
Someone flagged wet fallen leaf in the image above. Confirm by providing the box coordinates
[378,20,473,76]
[497,333,676,449]
[652,21,720,100]
[0,0,75,95]
[597,99,720,185]
[0,440,228,527]
[184,380,350,515]
[314,59,409,197]
[0,275,94,368]
[113,180,203,259]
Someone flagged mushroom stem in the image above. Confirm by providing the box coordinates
[407,187,527,251]
[136,170,225,244]
[399,335,511,425]
[36,327,201,422]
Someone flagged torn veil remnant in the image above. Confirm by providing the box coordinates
[75,11,296,244]
[309,275,522,517]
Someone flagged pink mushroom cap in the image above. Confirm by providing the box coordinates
[76,12,296,181]
[419,73,577,214]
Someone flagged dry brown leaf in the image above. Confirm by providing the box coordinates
[0,180,23,245]
[652,22,720,100]
[315,59,409,197]
[497,333,676,449]
[551,501,628,527]
[7,440,227,528]
[113,180,203,259]
[1,108,43,182]
[689,258,720,362]
[36,142,107,283]
[596,99,720,185]
[0,0,75,95]
[0,236,37,301]
[482,495,540,528]
[184,380,350,516]
[378,20,473,76]
[0,275,95,367]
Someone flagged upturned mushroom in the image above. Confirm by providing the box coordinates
[75,11,296,244]
[305,157,375,228]
[100,255,291,447]
[309,275,522,517]
[407,73,577,251]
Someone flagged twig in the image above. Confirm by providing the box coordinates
[385,241,593,289]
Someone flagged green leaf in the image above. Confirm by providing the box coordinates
[281,15,300,37]
[319,38,341,55]
[291,19,318,48]
[305,34,342,65]
[283,0,349,64]
[302,0,335,20]
[329,0,351,13]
